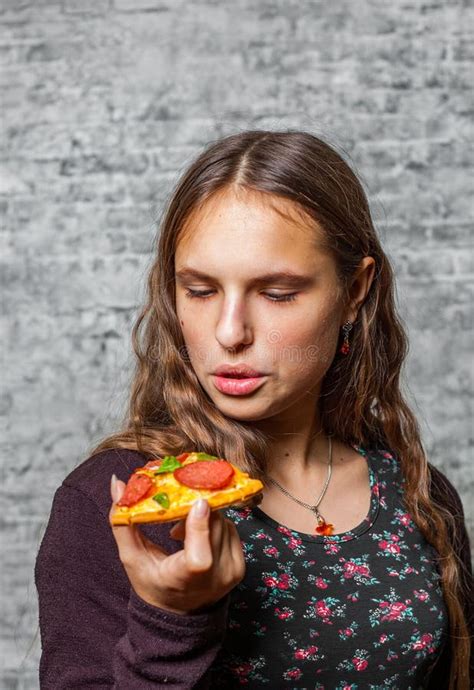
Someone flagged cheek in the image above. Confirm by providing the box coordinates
[176,299,198,341]
[177,310,211,370]
[176,304,194,348]
[273,313,339,371]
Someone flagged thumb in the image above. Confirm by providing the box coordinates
[184,499,213,572]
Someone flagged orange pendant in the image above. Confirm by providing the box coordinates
[315,520,334,536]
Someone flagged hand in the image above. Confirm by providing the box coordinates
[109,475,246,615]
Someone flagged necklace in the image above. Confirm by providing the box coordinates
[265,435,335,536]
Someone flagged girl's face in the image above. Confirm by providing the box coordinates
[174,187,348,424]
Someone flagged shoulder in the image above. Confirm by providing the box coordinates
[427,462,472,595]
[368,446,467,519]
[427,462,473,668]
[365,445,402,479]
[426,462,472,566]
[60,447,148,518]
[427,462,467,519]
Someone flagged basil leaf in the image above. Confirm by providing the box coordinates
[193,452,219,460]
[153,492,170,509]
[154,456,182,474]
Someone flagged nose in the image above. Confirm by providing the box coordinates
[215,296,253,351]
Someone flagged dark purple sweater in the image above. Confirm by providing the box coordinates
[35,447,472,689]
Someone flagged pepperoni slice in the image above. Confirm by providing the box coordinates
[176,452,190,463]
[117,473,154,507]
[173,460,235,490]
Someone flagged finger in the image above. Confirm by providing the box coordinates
[110,473,125,504]
[109,475,129,526]
[184,499,213,572]
[169,519,185,540]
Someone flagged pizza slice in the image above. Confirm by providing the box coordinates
[110,451,264,525]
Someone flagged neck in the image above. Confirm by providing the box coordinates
[251,397,330,483]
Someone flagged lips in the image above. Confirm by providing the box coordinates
[212,373,267,396]
[213,365,265,378]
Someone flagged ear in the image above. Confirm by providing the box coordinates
[343,256,376,324]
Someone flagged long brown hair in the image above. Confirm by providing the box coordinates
[88,129,470,687]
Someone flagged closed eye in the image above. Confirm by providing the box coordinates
[183,289,298,303]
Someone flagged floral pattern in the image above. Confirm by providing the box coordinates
[210,445,448,688]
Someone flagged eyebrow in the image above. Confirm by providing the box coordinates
[175,267,315,288]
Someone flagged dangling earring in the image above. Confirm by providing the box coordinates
[340,321,353,355]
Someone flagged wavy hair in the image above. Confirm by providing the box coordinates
[88,129,470,688]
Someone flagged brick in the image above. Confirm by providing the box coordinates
[454,251,474,274]
[406,329,472,390]
[452,36,474,61]
[114,0,186,10]
[0,0,32,11]
[3,123,123,159]
[0,167,31,195]
[63,0,110,14]
[430,222,472,246]
[397,280,472,330]
[378,221,432,249]
[59,151,150,176]
[3,254,146,312]
[404,248,455,278]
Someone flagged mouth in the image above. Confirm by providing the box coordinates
[213,365,266,378]
[218,373,262,379]
[212,373,268,396]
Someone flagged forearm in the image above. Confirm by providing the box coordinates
[36,483,230,689]
[112,589,230,689]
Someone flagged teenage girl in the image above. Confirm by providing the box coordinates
[36,130,472,689]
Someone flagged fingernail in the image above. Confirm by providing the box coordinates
[192,498,209,518]
[111,474,118,502]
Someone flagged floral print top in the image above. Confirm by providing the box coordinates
[210,445,449,689]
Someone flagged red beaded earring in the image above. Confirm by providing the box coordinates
[340,321,353,355]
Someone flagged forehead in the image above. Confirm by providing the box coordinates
[175,188,329,273]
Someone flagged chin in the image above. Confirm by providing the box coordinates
[224,410,271,422]
[211,397,279,423]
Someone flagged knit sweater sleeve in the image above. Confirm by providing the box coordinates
[425,463,473,689]
[35,483,230,689]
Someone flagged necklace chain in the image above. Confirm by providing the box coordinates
[265,435,333,529]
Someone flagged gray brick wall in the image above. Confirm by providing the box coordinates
[1,1,472,686]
